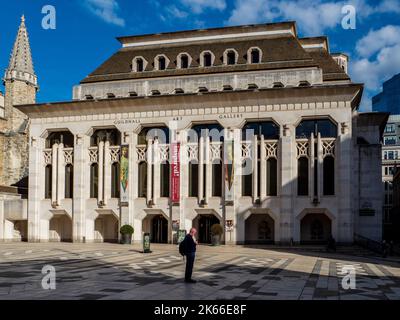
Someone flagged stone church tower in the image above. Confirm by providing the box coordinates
[0,15,38,187]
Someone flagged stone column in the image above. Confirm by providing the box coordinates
[146,138,153,204]
[317,133,323,200]
[279,126,294,244]
[153,138,160,205]
[73,134,89,242]
[103,140,111,206]
[252,135,258,203]
[0,200,4,241]
[205,136,211,203]
[28,136,43,242]
[232,128,242,244]
[198,136,204,203]
[51,143,58,206]
[260,135,267,200]
[98,141,104,205]
[57,143,65,205]
[310,133,315,202]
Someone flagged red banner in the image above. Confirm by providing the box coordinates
[170,143,180,203]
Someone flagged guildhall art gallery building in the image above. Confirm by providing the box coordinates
[6,22,387,245]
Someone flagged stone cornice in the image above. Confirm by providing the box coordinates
[18,84,363,121]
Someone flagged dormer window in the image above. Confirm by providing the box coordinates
[177,53,191,69]
[198,86,209,93]
[249,48,261,64]
[151,90,161,96]
[223,85,233,91]
[136,59,144,72]
[201,51,214,67]
[248,83,258,90]
[224,49,238,65]
[155,55,169,71]
[107,93,116,99]
[174,88,184,94]
[129,91,138,97]
[132,56,147,72]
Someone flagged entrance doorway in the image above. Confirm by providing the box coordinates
[245,214,275,244]
[300,213,332,244]
[151,215,168,243]
[194,215,220,244]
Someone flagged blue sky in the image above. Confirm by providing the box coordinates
[0,0,399,111]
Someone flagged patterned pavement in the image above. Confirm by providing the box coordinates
[0,243,400,300]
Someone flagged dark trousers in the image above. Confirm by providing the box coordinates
[185,252,196,280]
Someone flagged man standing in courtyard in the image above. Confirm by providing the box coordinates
[182,228,198,283]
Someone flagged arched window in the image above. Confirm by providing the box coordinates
[91,129,121,146]
[250,48,261,64]
[189,161,198,197]
[138,162,147,198]
[188,124,224,143]
[323,156,335,195]
[90,163,98,198]
[65,164,73,199]
[160,162,170,198]
[212,160,222,197]
[298,157,309,196]
[226,50,236,65]
[296,119,337,139]
[203,52,212,67]
[45,165,52,199]
[242,121,280,141]
[267,158,277,196]
[111,162,120,198]
[138,126,170,145]
[242,158,253,196]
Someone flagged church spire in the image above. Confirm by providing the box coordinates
[4,15,37,88]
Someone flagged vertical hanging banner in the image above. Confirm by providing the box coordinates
[170,142,180,204]
[224,139,235,203]
[120,145,129,205]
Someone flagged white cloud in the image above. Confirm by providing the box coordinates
[351,25,400,94]
[84,0,125,27]
[166,5,189,19]
[226,0,400,35]
[180,0,227,14]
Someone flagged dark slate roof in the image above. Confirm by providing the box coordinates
[80,26,349,84]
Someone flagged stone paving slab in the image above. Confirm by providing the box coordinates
[0,243,399,300]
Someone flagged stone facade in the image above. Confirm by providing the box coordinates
[8,22,388,244]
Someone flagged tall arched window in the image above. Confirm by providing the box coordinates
[323,156,335,195]
[65,164,73,199]
[189,161,199,197]
[111,162,120,198]
[45,165,52,199]
[138,162,147,198]
[298,157,309,196]
[267,158,277,196]
[46,131,74,148]
[160,162,170,198]
[212,160,222,197]
[90,163,98,198]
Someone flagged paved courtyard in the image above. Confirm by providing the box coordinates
[0,243,400,300]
